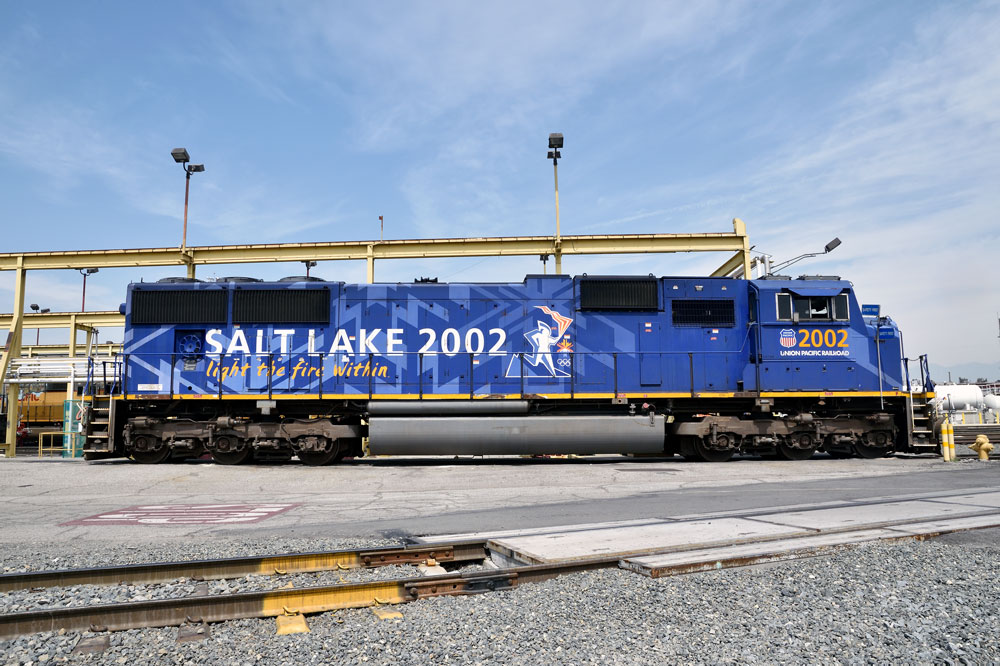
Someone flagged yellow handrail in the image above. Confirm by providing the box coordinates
[37,431,82,458]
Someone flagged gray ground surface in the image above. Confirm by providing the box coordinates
[1,456,997,663]
[1,454,994,544]
[1,532,998,665]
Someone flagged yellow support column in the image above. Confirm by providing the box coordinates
[66,315,78,403]
[733,218,751,279]
[366,244,375,283]
[3,260,26,456]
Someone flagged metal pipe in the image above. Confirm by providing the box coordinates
[368,401,530,416]
[182,169,190,250]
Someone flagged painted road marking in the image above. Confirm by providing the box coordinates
[61,503,300,526]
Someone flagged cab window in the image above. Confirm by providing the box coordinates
[776,292,849,322]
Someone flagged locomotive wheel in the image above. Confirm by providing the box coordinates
[129,435,170,464]
[694,437,735,463]
[853,443,892,459]
[298,448,339,466]
[854,431,893,459]
[777,443,816,461]
[777,434,817,461]
[130,447,171,464]
[212,448,252,465]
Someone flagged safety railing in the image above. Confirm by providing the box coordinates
[37,431,82,458]
[118,348,753,400]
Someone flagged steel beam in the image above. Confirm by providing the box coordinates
[710,251,748,278]
[19,343,121,357]
[0,311,123,329]
[0,226,749,272]
[710,218,752,278]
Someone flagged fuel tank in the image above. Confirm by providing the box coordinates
[368,414,665,456]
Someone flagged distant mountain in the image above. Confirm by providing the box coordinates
[928,361,1000,384]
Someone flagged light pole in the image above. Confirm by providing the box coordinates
[79,268,98,311]
[171,148,206,250]
[547,133,563,274]
[303,261,317,278]
[29,304,49,345]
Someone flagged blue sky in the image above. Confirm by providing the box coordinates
[1,1,998,372]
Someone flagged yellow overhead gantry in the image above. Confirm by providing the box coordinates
[1,219,751,455]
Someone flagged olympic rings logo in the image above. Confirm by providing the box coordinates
[557,358,572,367]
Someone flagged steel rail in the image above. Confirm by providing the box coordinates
[0,542,487,594]
[4,518,994,640]
[0,557,612,640]
[2,509,999,639]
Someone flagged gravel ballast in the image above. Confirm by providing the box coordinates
[2,532,999,664]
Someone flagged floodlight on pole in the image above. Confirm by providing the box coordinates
[303,260,317,278]
[28,304,49,345]
[769,238,843,274]
[79,268,99,311]
[547,133,564,274]
[171,148,206,250]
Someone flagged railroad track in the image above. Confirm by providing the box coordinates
[0,541,613,640]
[3,492,999,641]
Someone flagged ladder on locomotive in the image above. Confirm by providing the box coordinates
[904,355,937,451]
[82,358,121,457]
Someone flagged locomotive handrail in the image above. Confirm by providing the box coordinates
[122,348,755,399]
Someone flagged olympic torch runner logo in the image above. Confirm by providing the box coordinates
[505,306,574,378]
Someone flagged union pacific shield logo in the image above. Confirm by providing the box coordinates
[779,329,797,348]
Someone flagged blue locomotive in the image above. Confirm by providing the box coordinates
[82,273,935,464]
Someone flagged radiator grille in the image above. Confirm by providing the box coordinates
[233,289,330,324]
[579,278,659,311]
[671,299,736,327]
[131,289,228,324]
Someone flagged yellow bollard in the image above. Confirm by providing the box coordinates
[947,422,956,461]
[969,435,992,461]
[940,421,954,462]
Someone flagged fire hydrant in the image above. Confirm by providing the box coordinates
[970,435,993,461]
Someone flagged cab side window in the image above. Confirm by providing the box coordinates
[776,292,849,322]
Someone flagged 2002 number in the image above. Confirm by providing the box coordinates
[418,328,507,356]
[797,330,849,348]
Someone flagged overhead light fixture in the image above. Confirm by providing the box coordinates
[769,238,844,274]
[171,148,206,250]
[546,133,564,274]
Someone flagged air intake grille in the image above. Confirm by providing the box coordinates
[579,278,658,311]
[671,299,736,327]
[131,290,228,325]
[233,289,330,324]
